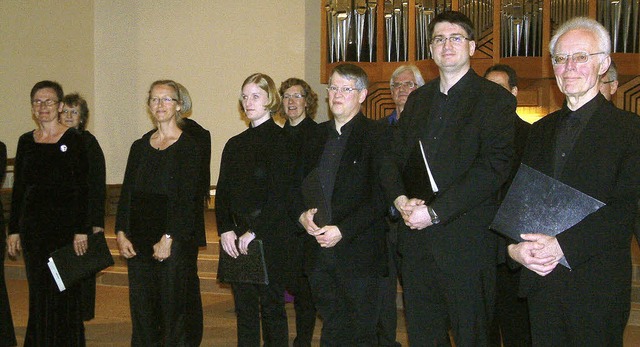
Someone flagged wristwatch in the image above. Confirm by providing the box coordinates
[427,206,440,225]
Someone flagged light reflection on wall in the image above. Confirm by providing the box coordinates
[517,106,547,124]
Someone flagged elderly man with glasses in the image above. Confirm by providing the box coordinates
[380,11,517,346]
[508,17,640,346]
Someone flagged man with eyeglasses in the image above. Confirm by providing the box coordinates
[380,11,517,346]
[599,59,619,101]
[375,64,425,347]
[293,63,387,345]
[507,17,640,346]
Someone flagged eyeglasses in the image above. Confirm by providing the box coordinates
[551,51,605,65]
[391,81,417,90]
[149,97,178,105]
[32,99,59,107]
[327,86,360,94]
[283,93,306,100]
[430,34,470,45]
[61,109,80,116]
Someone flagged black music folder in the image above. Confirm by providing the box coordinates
[301,168,331,227]
[218,239,269,285]
[47,232,115,292]
[402,140,439,204]
[490,164,605,269]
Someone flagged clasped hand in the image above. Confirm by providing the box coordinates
[221,230,255,258]
[508,233,564,276]
[299,208,342,248]
[394,195,431,230]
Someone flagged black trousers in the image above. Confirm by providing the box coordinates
[286,273,316,347]
[308,262,379,347]
[231,281,288,346]
[528,280,628,347]
[0,237,17,347]
[376,221,402,347]
[127,240,200,347]
[489,264,531,347]
[401,230,496,347]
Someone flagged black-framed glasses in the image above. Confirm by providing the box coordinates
[32,99,59,107]
[283,93,306,100]
[327,86,360,94]
[551,51,605,65]
[430,34,470,45]
[391,81,417,89]
[149,97,178,105]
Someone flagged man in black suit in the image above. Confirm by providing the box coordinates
[508,17,640,346]
[294,63,387,346]
[377,64,425,347]
[380,11,517,346]
[484,64,532,347]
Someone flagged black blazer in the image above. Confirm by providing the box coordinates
[293,113,387,278]
[380,69,517,267]
[519,94,640,303]
[116,131,204,245]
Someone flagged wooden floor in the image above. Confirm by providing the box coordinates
[4,210,640,346]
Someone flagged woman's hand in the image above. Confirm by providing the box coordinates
[116,231,137,259]
[220,231,239,258]
[74,234,89,256]
[153,235,172,262]
[7,234,21,257]
[238,231,256,255]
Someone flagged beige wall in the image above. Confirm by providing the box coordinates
[2,0,326,185]
[1,0,94,156]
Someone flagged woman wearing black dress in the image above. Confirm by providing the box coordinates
[7,80,89,346]
[115,80,203,346]
[60,93,106,322]
[0,140,17,347]
[216,73,293,346]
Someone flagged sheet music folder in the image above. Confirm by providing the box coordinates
[47,232,115,292]
[218,239,269,285]
[490,164,605,269]
[301,168,331,227]
[402,140,438,204]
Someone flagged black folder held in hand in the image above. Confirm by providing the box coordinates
[47,232,115,292]
[217,239,269,285]
[490,164,605,269]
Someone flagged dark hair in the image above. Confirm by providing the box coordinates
[484,64,518,89]
[61,93,90,131]
[279,78,319,119]
[329,63,369,90]
[428,11,475,41]
[30,80,63,102]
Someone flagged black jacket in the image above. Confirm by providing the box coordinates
[116,131,204,245]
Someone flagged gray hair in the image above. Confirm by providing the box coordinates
[389,65,426,87]
[549,17,611,56]
[329,63,369,90]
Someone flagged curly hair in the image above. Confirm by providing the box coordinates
[278,78,319,119]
